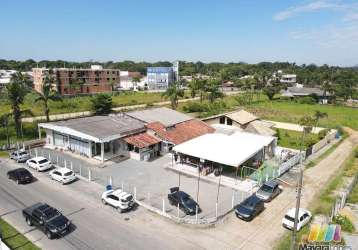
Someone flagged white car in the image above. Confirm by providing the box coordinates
[282,208,312,231]
[49,167,76,184]
[101,189,135,212]
[26,157,52,171]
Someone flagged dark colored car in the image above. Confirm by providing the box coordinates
[235,194,264,221]
[256,180,282,202]
[168,187,201,215]
[23,203,71,239]
[7,168,33,184]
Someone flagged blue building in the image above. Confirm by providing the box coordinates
[146,62,179,89]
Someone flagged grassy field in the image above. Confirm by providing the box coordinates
[0,218,40,250]
[276,129,319,150]
[0,91,165,117]
[247,100,358,130]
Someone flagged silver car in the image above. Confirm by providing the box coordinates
[9,150,31,163]
[256,180,282,202]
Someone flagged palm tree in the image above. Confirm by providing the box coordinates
[35,75,62,122]
[313,110,328,131]
[205,78,223,103]
[162,83,184,110]
[132,76,141,90]
[6,72,29,137]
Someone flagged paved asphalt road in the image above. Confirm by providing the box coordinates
[0,158,200,250]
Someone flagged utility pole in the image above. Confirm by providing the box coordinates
[291,122,312,250]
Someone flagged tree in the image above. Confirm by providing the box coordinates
[35,74,62,122]
[162,83,184,110]
[205,78,223,103]
[132,76,141,90]
[313,110,328,130]
[90,94,113,115]
[6,72,29,137]
[263,86,279,100]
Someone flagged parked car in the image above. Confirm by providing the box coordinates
[101,189,135,212]
[168,187,201,215]
[9,150,31,163]
[256,180,282,202]
[22,203,71,239]
[235,194,264,221]
[7,168,33,184]
[49,167,76,184]
[282,208,312,231]
[26,157,52,171]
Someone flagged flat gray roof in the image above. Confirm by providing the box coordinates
[39,114,145,142]
[126,107,192,127]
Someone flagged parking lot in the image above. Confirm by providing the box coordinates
[33,147,249,220]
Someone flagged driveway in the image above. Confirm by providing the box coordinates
[34,148,248,220]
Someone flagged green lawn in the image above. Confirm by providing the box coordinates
[0,91,164,117]
[247,100,358,130]
[0,218,40,250]
[276,129,319,150]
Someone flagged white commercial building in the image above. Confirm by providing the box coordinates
[280,74,297,84]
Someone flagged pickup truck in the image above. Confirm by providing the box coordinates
[22,203,71,239]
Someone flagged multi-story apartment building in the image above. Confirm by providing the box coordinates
[33,65,120,95]
[146,61,179,90]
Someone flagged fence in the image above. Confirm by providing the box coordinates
[32,148,250,225]
[1,139,45,151]
[312,130,337,155]
[330,174,358,220]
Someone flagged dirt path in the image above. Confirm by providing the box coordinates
[199,128,358,250]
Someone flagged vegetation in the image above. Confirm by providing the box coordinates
[90,94,113,115]
[0,218,40,250]
[4,72,31,137]
[311,146,358,216]
[34,73,62,121]
[161,83,184,110]
[333,214,355,233]
[276,129,319,150]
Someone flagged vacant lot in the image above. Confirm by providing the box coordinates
[276,128,319,150]
[248,100,358,130]
[0,91,164,117]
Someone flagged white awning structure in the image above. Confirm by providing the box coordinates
[173,132,275,167]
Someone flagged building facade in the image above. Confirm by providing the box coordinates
[33,65,120,96]
[119,71,142,90]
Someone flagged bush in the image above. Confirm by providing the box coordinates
[333,214,355,233]
[318,129,329,140]
[183,102,208,113]
[297,96,316,104]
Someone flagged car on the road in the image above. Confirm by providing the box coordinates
[49,167,76,184]
[9,150,31,163]
[26,157,52,171]
[101,189,135,212]
[22,203,71,239]
[168,187,201,215]
[235,194,264,221]
[7,168,33,184]
[256,180,282,202]
[282,208,312,231]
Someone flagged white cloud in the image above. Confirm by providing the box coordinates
[273,0,355,21]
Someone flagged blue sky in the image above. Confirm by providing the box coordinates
[1,0,358,66]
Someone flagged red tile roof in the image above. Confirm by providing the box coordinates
[124,133,161,149]
[146,119,215,145]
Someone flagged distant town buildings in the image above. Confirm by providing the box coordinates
[280,74,297,84]
[146,61,179,90]
[119,71,143,90]
[0,69,17,88]
[33,65,120,96]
